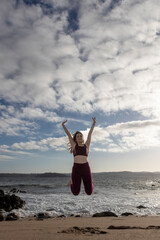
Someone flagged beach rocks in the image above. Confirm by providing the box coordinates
[0,190,25,212]
[108,225,140,229]
[69,214,81,218]
[0,212,19,221]
[10,188,26,194]
[59,226,107,235]
[0,189,5,197]
[108,225,160,230]
[0,214,5,221]
[121,212,134,216]
[92,211,118,217]
[36,212,51,220]
[137,205,147,209]
[57,214,66,218]
[6,213,19,221]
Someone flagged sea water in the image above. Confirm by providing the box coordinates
[1,172,160,218]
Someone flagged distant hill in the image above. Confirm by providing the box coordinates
[35,172,68,177]
[0,172,69,178]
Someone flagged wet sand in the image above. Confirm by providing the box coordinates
[1,215,160,240]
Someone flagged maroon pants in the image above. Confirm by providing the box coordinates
[71,162,93,196]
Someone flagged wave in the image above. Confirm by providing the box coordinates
[0,184,55,189]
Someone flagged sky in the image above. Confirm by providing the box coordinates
[0,0,160,173]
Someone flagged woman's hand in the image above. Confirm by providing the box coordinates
[62,120,68,126]
[92,117,96,124]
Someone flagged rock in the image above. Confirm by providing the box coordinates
[0,193,25,212]
[121,212,133,216]
[10,188,19,193]
[58,214,66,218]
[10,194,25,209]
[108,225,160,230]
[0,195,12,212]
[10,188,26,194]
[0,209,5,213]
[108,225,130,229]
[59,226,107,234]
[137,205,147,209]
[36,212,51,219]
[0,189,5,197]
[6,213,19,221]
[0,214,5,221]
[92,211,118,217]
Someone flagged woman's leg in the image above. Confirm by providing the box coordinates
[82,163,93,195]
[70,164,81,196]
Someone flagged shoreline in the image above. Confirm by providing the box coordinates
[1,215,160,240]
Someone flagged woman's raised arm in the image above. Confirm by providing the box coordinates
[85,117,96,148]
[62,120,75,149]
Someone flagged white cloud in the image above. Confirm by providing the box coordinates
[17,107,63,122]
[0,103,92,137]
[11,136,67,152]
[0,0,160,117]
[0,115,37,136]
[0,0,160,166]
[0,155,16,161]
[12,141,48,151]
[91,119,160,152]
[0,144,32,155]
[0,118,158,156]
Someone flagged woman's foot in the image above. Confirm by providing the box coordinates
[67,179,72,187]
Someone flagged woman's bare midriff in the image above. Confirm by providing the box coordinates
[74,155,88,164]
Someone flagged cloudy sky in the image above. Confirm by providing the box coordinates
[0,0,160,173]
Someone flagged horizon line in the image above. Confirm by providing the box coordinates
[0,171,160,175]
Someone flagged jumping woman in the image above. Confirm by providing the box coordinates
[62,117,96,196]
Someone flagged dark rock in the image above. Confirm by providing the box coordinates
[147,225,160,229]
[137,205,147,209]
[121,212,133,216]
[0,189,5,197]
[0,195,12,212]
[10,188,19,193]
[10,194,25,209]
[0,193,25,212]
[6,213,19,221]
[0,214,5,221]
[108,225,160,230]
[10,188,26,194]
[108,225,138,229]
[20,190,27,193]
[36,212,51,219]
[59,226,107,234]
[58,214,66,218]
[92,211,118,217]
[58,214,65,218]
[0,209,5,213]
[100,231,107,234]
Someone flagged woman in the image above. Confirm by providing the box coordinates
[62,117,96,196]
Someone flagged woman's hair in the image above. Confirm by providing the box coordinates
[68,131,84,153]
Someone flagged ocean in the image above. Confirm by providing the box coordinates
[1,172,160,218]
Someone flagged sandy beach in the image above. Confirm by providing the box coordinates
[1,216,160,240]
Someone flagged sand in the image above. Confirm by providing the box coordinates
[1,216,160,240]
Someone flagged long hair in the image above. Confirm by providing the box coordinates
[68,131,84,153]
